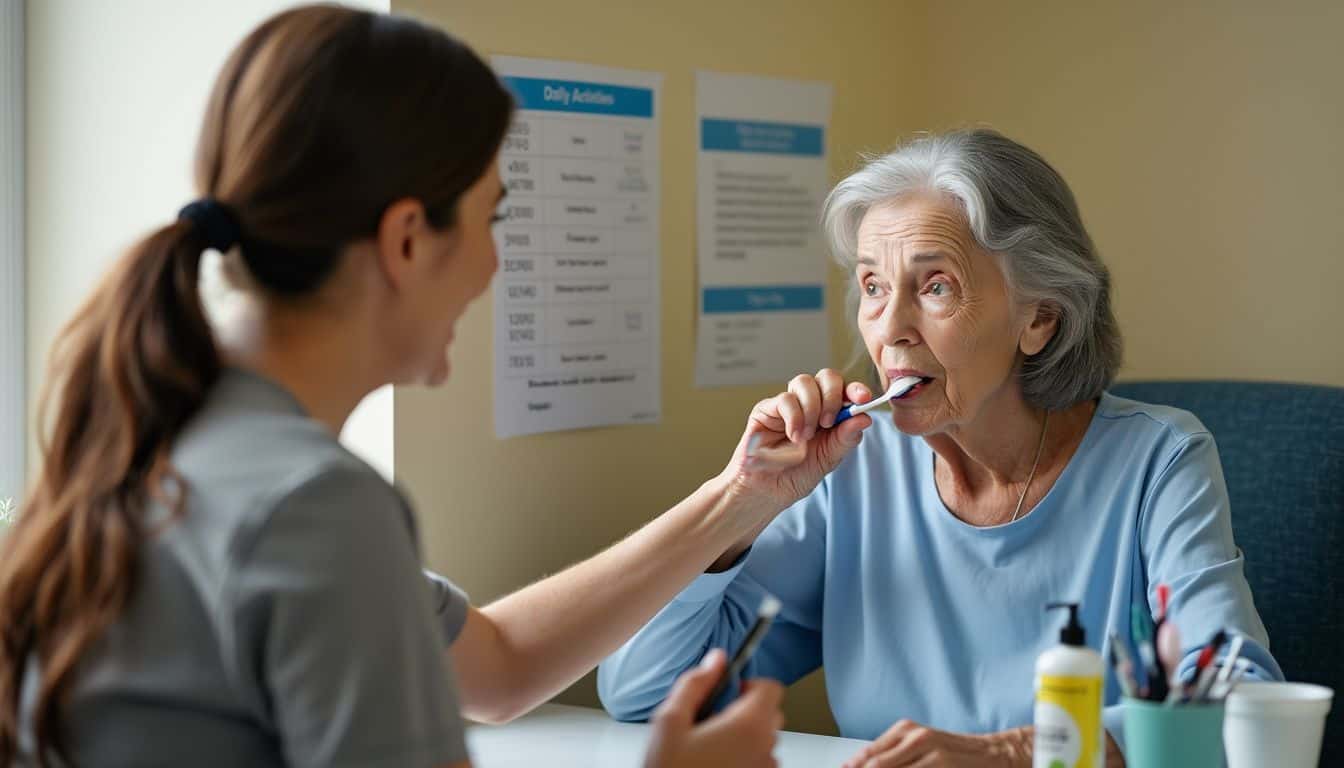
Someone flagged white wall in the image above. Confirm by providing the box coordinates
[25,0,393,486]
[340,383,394,480]
[1,0,23,505]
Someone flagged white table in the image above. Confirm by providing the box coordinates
[467,703,871,767]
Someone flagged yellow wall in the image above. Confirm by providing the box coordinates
[392,0,1343,737]
[391,0,924,734]
[918,0,1344,387]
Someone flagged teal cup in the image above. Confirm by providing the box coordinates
[1122,698,1225,768]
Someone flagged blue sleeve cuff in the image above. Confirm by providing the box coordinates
[676,547,751,603]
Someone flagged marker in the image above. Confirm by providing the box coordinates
[833,376,925,425]
[1155,584,1171,622]
[1158,626,1184,705]
[1187,629,1228,702]
[1108,632,1139,698]
[695,594,782,722]
[1131,604,1167,701]
[1157,622,1182,703]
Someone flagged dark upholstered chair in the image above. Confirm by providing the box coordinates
[1110,380,1344,765]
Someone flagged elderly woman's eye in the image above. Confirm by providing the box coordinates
[863,279,882,297]
[926,281,950,297]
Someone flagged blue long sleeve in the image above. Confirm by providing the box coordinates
[598,486,830,721]
[600,393,1282,755]
[1104,430,1283,753]
[1139,433,1279,680]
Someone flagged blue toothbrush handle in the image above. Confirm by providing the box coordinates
[833,404,857,425]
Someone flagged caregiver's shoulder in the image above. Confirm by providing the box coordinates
[171,370,404,535]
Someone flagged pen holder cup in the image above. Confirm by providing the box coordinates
[1122,698,1225,768]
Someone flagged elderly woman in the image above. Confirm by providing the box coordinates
[598,129,1282,766]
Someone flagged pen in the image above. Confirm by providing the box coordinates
[695,595,781,722]
[1214,633,1245,687]
[1220,657,1253,698]
[1191,665,1220,703]
[1207,657,1254,701]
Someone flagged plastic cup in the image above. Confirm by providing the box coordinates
[1123,698,1225,768]
[1224,681,1333,768]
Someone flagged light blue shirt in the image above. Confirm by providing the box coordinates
[598,392,1282,751]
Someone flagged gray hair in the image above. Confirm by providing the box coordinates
[822,128,1122,411]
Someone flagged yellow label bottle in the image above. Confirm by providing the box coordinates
[1033,602,1104,768]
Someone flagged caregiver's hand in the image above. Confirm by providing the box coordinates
[644,649,784,768]
[712,369,874,569]
[841,720,1033,768]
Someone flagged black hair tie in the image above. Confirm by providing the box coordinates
[178,199,242,252]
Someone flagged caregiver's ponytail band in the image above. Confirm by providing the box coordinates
[178,199,242,252]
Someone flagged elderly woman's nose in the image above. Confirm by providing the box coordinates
[876,292,919,347]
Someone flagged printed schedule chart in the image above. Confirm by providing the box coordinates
[492,57,662,438]
[694,72,832,389]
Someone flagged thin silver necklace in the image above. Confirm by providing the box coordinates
[1010,411,1051,523]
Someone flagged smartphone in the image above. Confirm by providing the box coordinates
[694,594,782,722]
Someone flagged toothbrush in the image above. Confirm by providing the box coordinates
[833,376,924,425]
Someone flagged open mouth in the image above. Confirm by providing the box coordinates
[896,376,936,400]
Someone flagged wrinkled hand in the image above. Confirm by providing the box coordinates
[644,649,785,768]
[723,368,874,513]
[842,720,1029,768]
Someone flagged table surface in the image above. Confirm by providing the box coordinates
[466,703,870,767]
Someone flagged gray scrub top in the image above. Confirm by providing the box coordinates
[17,368,471,767]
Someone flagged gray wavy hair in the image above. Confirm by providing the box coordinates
[822,128,1122,411]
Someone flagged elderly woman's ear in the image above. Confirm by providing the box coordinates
[1019,302,1059,357]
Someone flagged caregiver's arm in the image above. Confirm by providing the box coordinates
[451,371,873,724]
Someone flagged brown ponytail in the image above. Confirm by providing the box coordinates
[0,4,511,764]
[0,220,218,764]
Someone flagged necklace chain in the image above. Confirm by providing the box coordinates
[1010,411,1050,523]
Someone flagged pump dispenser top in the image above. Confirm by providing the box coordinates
[1046,602,1086,646]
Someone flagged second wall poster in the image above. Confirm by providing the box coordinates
[694,72,833,388]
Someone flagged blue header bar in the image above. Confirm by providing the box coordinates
[702,285,825,314]
[502,76,654,118]
[701,119,824,156]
